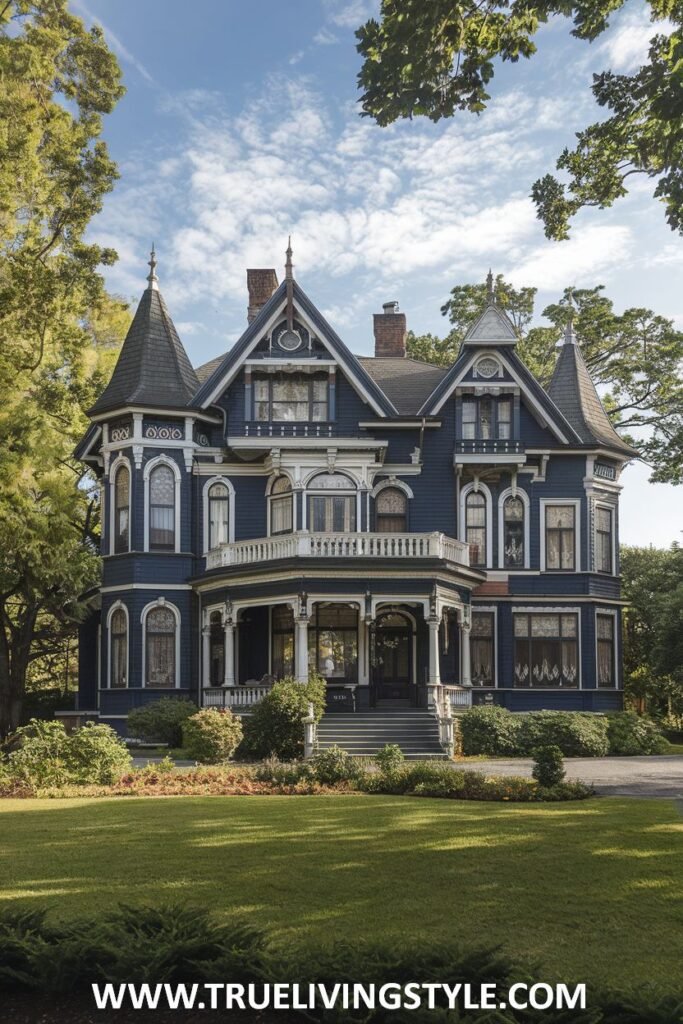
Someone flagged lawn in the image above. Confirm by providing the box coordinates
[1,795,681,992]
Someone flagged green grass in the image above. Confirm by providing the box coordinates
[662,740,683,755]
[0,795,681,991]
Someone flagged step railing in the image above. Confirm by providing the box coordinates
[206,531,470,570]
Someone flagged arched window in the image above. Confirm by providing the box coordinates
[208,482,229,549]
[209,610,224,686]
[307,473,356,533]
[503,495,525,568]
[270,476,293,535]
[114,465,130,554]
[466,491,486,567]
[376,487,407,533]
[110,608,127,688]
[145,606,177,687]
[149,465,175,550]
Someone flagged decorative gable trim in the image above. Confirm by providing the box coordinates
[194,281,397,418]
[463,304,517,345]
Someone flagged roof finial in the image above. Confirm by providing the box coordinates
[285,236,294,282]
[147,245,159,291]
[563,318,578,346]
[486,268,494,304]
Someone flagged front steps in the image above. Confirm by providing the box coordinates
[316,708,444,760]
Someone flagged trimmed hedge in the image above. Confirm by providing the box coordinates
[460,707,610,757]
[182,708,243,763]
[606,711,668,755]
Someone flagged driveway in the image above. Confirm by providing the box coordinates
[462,754,683,798]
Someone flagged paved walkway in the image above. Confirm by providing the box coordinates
[461,754,683,798]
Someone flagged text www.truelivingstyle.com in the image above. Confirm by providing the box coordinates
[92,981,587,1013]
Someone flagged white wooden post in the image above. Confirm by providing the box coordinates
[303,701,316,758]
[201,617,211,690]
[223,621,236,687]
[460,615,472,687]
[428,618,441,686]
[295,616,310,684]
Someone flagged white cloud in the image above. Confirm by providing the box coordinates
[71,0,156,85]
[597,8,667,73]
[313,28,339,45]
[507,225,633,290]
[325,0,378,29]
[289,50,305,65]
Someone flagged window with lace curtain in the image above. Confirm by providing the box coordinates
[114,465,130,553]
[595,506,613,573]
[471,612,494,686]
[145,606,177,687]
[466,491,486,566]
[513,613,579,688]
[149,465,176,551]
[597,614,616,686]
[270,476,293,535]
[208,482,229,549]
[376,487,407,532]
[110,608,127,688]
[503,495,524,568]
[545,505,575,570]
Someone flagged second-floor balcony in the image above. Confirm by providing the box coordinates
[205,530,470,571]
[455,439,526,464]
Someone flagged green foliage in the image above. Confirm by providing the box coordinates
[532,745,566,787]
[127,698,198,748]
[3,719,131,790]
[606,711,668,756]
[252,756,314,786]
[518,711,610,758]
[182,709,243,765]
[240,675,326,761]
[622,545,683,714]
[309,745,359,785]
[459,705,521,756]
[356,2,683,238]
[373,742,405,775]
[0,2,128,736]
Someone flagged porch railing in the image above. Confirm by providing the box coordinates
[202,685,272,708]
[206,531,469,570]
[427,684,473,712]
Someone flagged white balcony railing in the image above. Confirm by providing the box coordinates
[205,531,470,570]
[203,685,272,708]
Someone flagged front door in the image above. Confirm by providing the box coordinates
[373,612,412,701]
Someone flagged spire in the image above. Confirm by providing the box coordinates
[285,236,294,282]
[147,245,159,291]
[548,322,638,456]
[285,236,294,330]
[87,250,199,416]
[486,268,494,305]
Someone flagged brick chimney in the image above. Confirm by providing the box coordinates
[373,301,407,357]
[247,269,279,323]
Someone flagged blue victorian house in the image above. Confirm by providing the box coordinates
[75,246,636,747]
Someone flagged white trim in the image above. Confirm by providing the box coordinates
[143,455,182,553]
[511,605,583,689]
[539,498,581,573]
[459,480,493,568]
[302,469,360,532]
[497,487,530,570]
[266,472,297,537]
[469,604,498,687]
[140,599,181,689]
[595,607,619,689]
[106,600,129,690]
[593,499,617,576]
[202,476,236,554]
[370,478,414,500]
[101,584,191,592]
[109,455,132,556]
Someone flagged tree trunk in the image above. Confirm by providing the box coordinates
[0,601,36,738]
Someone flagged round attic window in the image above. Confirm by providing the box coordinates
[475,356,500,378]
[278,328,303,352]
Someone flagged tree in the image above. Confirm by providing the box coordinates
[406,275,683,483]
[620,545,683,719]
[356,2,683,238]
[0,2,126,735]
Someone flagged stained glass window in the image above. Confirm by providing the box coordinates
[376,487,407,533]
[146,606,176,687]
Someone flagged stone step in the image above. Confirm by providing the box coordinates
[317,708,444,758]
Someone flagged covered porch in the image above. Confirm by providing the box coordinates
[199,588,474,712]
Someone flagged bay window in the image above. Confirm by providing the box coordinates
[514,612,579,687]
[595,506,613,573]
[545,504,575,570]
[254,375,328,422]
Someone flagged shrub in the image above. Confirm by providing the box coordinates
[253,757,313,786]
[4,720,131,791]
[182,709,243,764]
[459,705,521,756]
[532,745,566,787]
[240,674,326,761]
[374,743,405,775]
[310,745,358,785]
[606,711,668,755]
[127,698,198,747]
[63,724,133,784]
[518,711,609,757]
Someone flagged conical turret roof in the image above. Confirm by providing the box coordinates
[88,251,199,416]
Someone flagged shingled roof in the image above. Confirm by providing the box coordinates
[358,357,448,415]
[88,253,199,416]
[547,323,638,457]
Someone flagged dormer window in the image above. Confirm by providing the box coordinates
[462,396,512,440]
[253,375,328,422]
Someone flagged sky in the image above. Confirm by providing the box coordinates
[72,0,681,546]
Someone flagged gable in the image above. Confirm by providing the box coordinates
[463,304,517,346]
[193,281,397,417]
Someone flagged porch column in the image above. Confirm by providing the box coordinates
[428,617,441,686]
[295,615,310,684]
[201,617,211,689]
[223,607,236,687]
[460,614,472,687]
